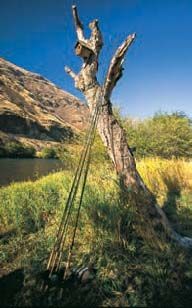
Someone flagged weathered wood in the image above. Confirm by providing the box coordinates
[72,5,84,42]
[104,33,136,99]
[65,5,192,249]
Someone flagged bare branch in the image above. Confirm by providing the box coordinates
[72,5,84,41]
[64,66,77,80]
[104,33,136,99]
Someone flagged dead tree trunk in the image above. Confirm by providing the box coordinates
[65,5,192,248]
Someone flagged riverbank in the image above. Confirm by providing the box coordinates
[0,139,60,159]
[0,158,192,306]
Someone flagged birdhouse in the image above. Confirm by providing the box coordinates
[75,41,93,60]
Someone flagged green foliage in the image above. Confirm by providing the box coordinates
[2,141,36,158]
[57,133,109,171]
[122,111,192,158]
[57,145,80,170]
[90,134,110,164]
[0,147,6,157]
[40,147,58,159]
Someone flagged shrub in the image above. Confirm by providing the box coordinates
[0,147,6,157]
[57,146,79,170]
[57,134,110,171]
[123,112,192,159]
[3,142,36,158]
[40,147,58,159]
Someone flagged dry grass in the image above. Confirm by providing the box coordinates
[137,158,192,204]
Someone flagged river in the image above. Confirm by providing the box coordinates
[0,158,64,187]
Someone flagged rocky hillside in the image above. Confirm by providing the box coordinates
[0,57,88,149]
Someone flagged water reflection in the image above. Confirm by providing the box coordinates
[0,158,64,187]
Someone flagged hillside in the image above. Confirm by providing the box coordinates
[0,58,88,150]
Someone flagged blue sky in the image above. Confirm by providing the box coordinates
[0,0,192,118]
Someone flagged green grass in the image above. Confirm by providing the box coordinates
[0,158,192,306]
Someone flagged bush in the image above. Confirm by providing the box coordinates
[57,134,110,171]
[0,147,6,157]
[40,147,58,159]
[57,146,79,170]
[123,111,192,159]
[3,142,36,158]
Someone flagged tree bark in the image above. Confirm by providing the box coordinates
[64,5,192,249]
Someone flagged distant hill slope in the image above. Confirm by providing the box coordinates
[0,57,88,149]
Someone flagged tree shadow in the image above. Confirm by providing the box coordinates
[0,268,24,306]
[0,266,102,307]
[162,178,181,225]
[162,176,192,237]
